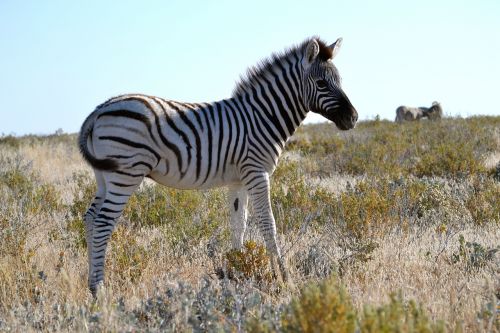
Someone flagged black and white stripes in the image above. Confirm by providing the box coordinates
[79,36,357,295]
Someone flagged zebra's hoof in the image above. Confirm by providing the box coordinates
[278,260,289,283]
[89,281,104,298]
[89,286,97,298]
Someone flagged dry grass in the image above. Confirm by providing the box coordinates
[0,118,499,332]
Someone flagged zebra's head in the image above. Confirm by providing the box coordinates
[425,101,443,120]
[302,38,358,130]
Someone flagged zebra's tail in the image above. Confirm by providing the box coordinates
[78,111,119,171]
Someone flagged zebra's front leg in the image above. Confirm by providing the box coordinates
[228,185,248,250]
[244,171,288,282]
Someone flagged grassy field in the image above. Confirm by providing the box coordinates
[0,117,499,332]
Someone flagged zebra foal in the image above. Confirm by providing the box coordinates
[79,36,358,295]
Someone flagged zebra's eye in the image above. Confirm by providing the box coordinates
[316,80,329,88]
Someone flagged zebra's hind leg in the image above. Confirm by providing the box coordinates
[87,170,144,296]
[228,185,248,250]
[84,170,106,289]
[244,171,288,282]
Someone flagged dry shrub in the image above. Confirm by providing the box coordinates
[0,154,62,311]
[225,240,273,284]
[66,172,96,249]
[1,117,499,331]
[107,225,156,284]
[274,171,498,242]
[0,227,44,310]
[271,161,333,231]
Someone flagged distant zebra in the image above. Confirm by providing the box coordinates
[79,36,358,295]
[395,101,442,123]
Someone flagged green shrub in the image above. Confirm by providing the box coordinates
[466,177,500,225]
[125,185,204,226]
[360,292,445,333]
[271,161,334,231]
[0,156,61,214]
[271,162,473,239]
[280,277,357,333]
[67,171,229,251]
[273,161,499,241]
[125,185,228,252]
[414,180,472,230]
[451,235,498,272]
[285,117,498,179]
[0,135,21,148]
[286,131,345,155]
[413,142,486,177]
[246,279,449,333]
[334,178,430,238]
[0,132,77,148]
[491,162,500,181]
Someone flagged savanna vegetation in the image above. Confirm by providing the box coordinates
[0,116,499,332]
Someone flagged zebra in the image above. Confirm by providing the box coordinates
[79,36,358,295]
[395,102,443,123]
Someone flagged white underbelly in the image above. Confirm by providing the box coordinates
[147,159,242,190]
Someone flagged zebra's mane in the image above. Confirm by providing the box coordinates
[232,36,331,97]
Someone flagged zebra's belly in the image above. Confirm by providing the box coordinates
[147,159,242,190]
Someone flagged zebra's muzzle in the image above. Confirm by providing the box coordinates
[336,115,357,130]
[321,104,357,130]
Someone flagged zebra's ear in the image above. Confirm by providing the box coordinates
[328,38,343,59]
[304,39,320,66]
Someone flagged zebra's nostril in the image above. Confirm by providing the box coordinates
[352,110,358,122]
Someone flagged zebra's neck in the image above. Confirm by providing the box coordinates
[231,50,308,151]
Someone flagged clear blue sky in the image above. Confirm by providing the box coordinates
[1,0,499,135]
